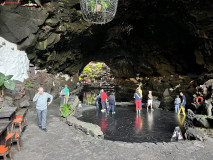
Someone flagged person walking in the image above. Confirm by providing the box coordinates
[138,85,143,110]
[180,92,186,113]
[33,87,53,132]
[134,89,141,114]
[100,89,107,112]
[174,95,181,113]
[95,94,100,109]
[108,92,116,114]
[147,91,153,111]
[62,84,69,104]
[59,87,64,105]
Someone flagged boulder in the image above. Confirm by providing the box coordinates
[67,115,103,138]
[152,99,161,109]
[4,96,13,101]
[20,99,30,108]
[205,99,213,116]
[3,100,14,107]
[45,18,59,27]
[19,95,30,108]
[163,88,170,97]
[25,88,36,101]
[185,128,206,141]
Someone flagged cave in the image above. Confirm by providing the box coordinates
[0,0,213,158]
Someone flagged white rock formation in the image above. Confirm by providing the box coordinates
[0,37,29,82]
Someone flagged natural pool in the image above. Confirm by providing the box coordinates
[78,106,185,143]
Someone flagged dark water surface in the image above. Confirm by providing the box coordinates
[78,106,185,143]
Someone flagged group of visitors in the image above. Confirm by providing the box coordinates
[174,92,186,113]
[134,85,154,114]
[95,89,116,114]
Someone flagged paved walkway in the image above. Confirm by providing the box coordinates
[10,100,213,160]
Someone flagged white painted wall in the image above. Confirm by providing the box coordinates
[0,37,29,82]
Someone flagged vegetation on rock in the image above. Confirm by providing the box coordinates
[80,62,109,82]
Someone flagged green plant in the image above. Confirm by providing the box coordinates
[59,103,72,118]
[0,72,15,97]
[25,82,34,88]
[87,0,111,12]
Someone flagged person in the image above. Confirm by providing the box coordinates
[138,85,143,110]
[95,94,100,109]
[100,89,107,112]
[180,92,186,113]
[147,91,153,111]
[59,87,64,105]
[174,95,181,113]
[134,89,141,114]
[108,92,116,114]
[33,87,53,132]
[76,82,80,88]
[62,84,69,104]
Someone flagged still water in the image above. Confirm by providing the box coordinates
[79,90,185,143]
[78,106,185,143]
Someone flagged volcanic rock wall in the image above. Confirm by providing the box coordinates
[0,0,213,110]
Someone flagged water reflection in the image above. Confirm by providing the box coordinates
[147,111,153,130]
[135,115,143,134]
[101,113,108,133]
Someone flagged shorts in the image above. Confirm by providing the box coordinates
[182,103,186,108]
[148,100,152,106]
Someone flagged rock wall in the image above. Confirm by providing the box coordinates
[0,0,212,77]
[0,37,29,82]
[0,0,213,109]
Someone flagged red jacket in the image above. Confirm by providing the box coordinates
[101,92,107,101]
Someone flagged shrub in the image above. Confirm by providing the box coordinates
[59,103,72,118]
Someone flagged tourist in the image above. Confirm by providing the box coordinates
[108,92,116,114]
[33,87,53,132]
[138,85,143,110]
[62,84,69,104]
[147,91,153,111]
[95,94,100,109]
[134,89,141,114]
[174,95,181,113]
[100,89,107,112]
[180,92,186,113]
[59,87,64,105]
[76,82,80,88]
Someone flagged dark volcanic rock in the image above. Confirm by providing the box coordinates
[0,0,213,77]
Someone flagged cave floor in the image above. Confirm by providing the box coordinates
[10,100,213,160]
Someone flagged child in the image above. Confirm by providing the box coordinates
[134,89,141,114]
[147,91,153,111]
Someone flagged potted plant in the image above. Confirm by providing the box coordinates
[0,72,15,100]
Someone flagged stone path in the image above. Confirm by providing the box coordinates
[9,99,213,160]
